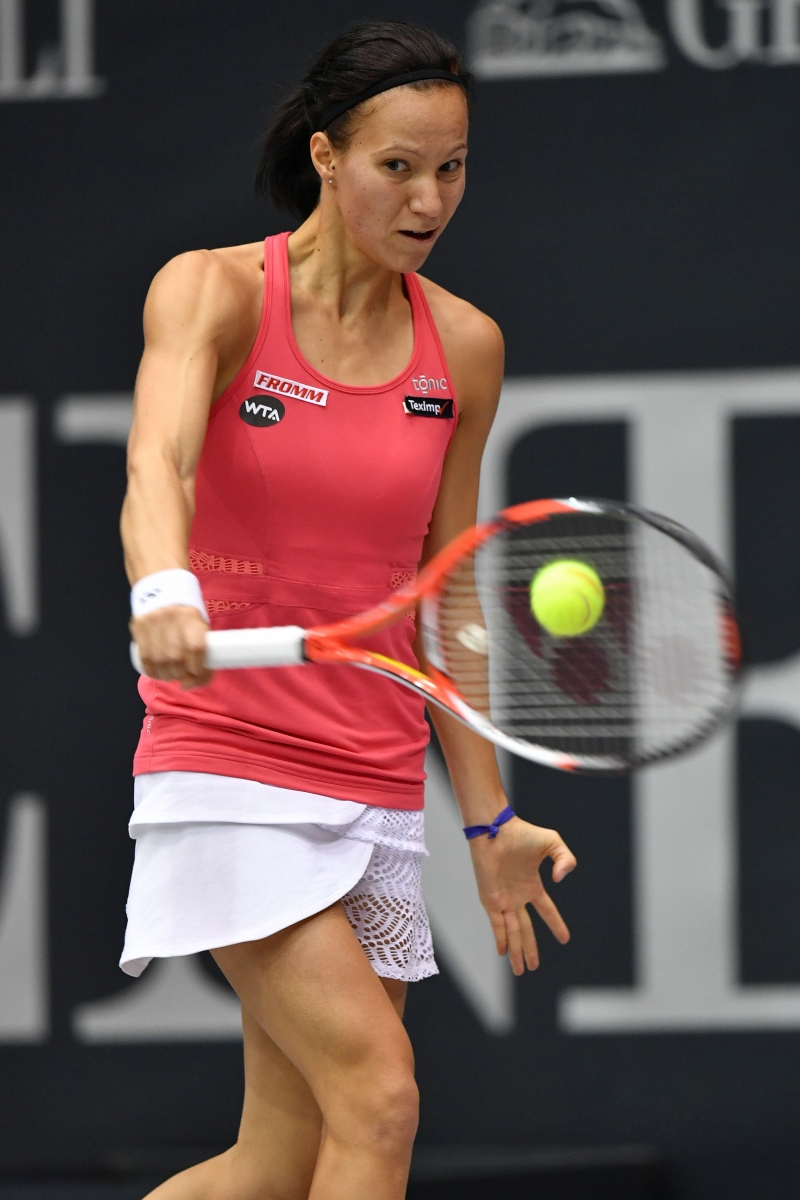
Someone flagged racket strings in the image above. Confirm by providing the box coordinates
[434,511,737,769]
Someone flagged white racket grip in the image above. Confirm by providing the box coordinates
[130,625,307,675]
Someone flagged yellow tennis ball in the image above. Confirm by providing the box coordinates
[530,559,605,638]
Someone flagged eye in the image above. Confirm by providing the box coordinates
[385,159,408,173]
[439,159,463,174]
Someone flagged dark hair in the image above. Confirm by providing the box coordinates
[256,21,471,221]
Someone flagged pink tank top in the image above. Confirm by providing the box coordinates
[133,232,458,810]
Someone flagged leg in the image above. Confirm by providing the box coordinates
[142,1003,323,1200]
[380,977,407,1020]
[214,902,418,1200]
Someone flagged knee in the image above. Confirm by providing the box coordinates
[336,1066,419,1157]
[359,1069,419,1155]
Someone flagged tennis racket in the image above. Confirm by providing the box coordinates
[131,498,740,774]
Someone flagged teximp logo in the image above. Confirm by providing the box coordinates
[254,370,328,407]
[239,397,285,427]
[412,375,448,393]
[403,397,454,418]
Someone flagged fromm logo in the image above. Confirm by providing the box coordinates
[254,370,328,407]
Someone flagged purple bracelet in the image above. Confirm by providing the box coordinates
[463,805,515,840]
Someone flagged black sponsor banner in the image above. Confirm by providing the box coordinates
[403,396,454,418]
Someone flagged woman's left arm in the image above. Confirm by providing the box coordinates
[415,282,577,976]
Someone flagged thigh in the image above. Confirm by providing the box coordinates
[238,1004,322,1138]
[212,902,414,1113]
[235,1005,322,1193]
[380,978,407,1020]
[141,1009,323,1200]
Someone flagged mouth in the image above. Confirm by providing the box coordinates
[399,229,437,242]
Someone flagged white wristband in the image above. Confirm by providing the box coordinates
[131,568,209,623]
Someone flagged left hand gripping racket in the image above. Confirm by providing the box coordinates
[131,498,741,774]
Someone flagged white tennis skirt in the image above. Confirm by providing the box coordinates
[121,771,438,984]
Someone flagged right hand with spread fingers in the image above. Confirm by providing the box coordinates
[468,815,577,976]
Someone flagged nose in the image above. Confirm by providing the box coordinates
[408,173,444,222]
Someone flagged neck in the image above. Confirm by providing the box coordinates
[287,203,403,323]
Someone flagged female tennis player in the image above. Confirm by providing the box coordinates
[122,20,576,1200]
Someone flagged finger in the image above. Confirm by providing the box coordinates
[184,627,209,680]
[504,909,525,977]
[531,888,571,944]
[139,625,184,677]
[180,668,214,690]
[156,647,191,682]
[142,653,185,682]
[549,836,577,883]
[488,909,508,958]
[181,651,213,688]
[518,905,539,971]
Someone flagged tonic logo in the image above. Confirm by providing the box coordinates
[412,376,448,393]
[253,371,327,407]
[239,397,285,427]
[403,397,454,419]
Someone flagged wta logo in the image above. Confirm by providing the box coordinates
[253,370,328,407]
[403,397,454,419]
[239,397,285,427]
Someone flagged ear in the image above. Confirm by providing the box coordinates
[310,132,335,181]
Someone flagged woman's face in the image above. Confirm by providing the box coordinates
[311,84,469,272]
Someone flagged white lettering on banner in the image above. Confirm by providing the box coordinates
[670,0,800,64]
[422,750,513,1034]
[0,796,48,1042]
[469,0,667,77]
[469,0,800,74]
[0,399,37,635]
[73,956,243,1042]
[480,368,800,1033]
[54,394,133,444]
[253,371,327,407]
[49,396,249,1042]
[0,0,103,102]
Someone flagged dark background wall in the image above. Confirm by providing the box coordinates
[2,2,800,1197]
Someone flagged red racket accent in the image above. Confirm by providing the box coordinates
[499,498,578,527]
[720,605,742,670]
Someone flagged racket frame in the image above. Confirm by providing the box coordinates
[304,496,740,773]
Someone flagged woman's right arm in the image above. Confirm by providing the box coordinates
[121,251,241,689]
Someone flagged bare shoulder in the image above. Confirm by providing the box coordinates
[416,275,504,413]
[144,242,263,349]
[417,276,503,374]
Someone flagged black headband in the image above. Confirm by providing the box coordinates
[317,69,467,132]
